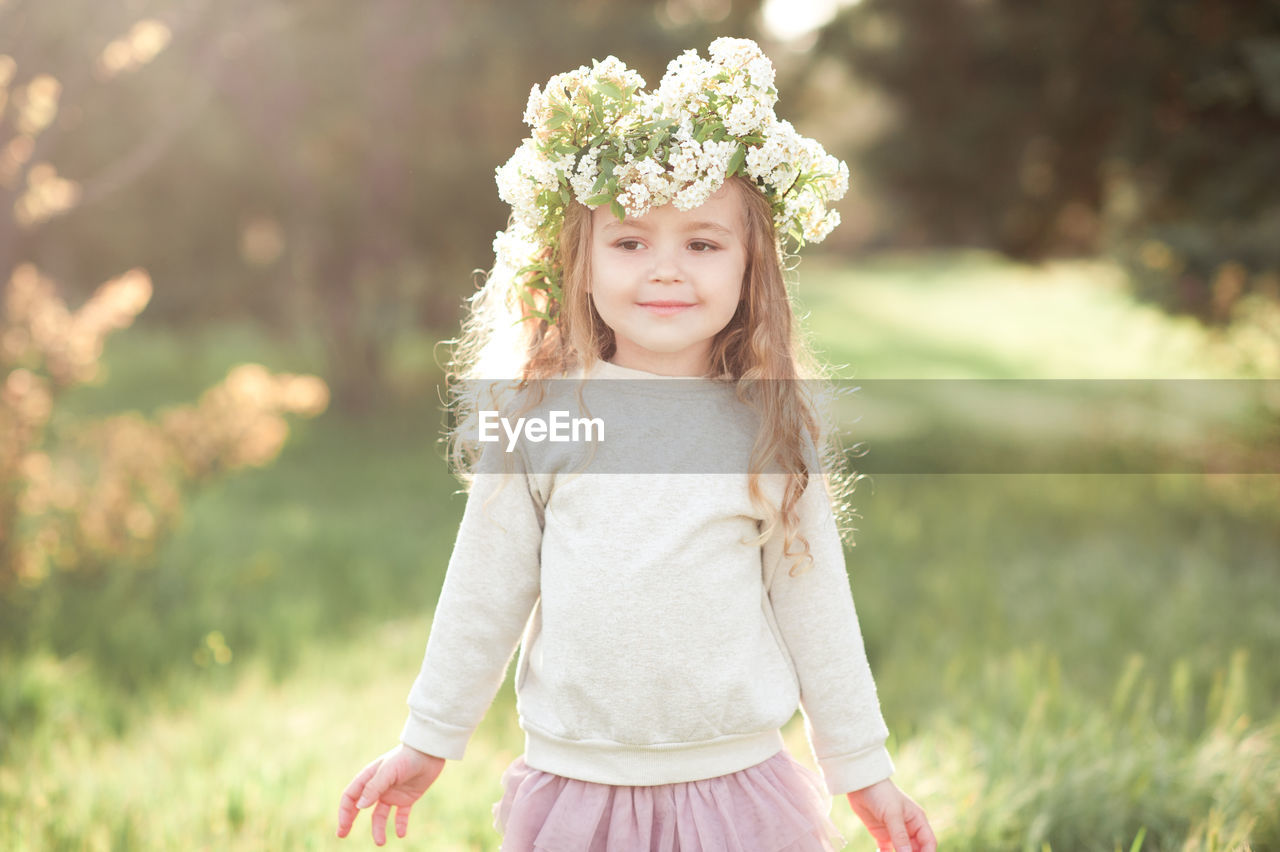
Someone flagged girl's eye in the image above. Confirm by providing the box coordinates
[616,239,644,251]
[688,240,718,252]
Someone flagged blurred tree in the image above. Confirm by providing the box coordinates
[0,0,238,277]
[809,0,1280,333]
[0,263,328,600]
[0,1,329,601]
[6,0,771,412]
[202,0,772,410]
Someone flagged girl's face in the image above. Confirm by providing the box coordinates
[588,183,747,377]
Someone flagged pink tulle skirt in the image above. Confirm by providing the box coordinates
[491,749,847,851]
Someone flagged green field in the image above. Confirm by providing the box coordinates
[3,253,1278,851]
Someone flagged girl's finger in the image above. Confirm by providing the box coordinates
[337,762,379,836]
[395,804,412,838]
[907,807,937,852]
[357,761,393,810]
[886,813,912,852]
[371,800,392,846]
[865,824,894,850]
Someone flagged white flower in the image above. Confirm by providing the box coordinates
[492,224,540,276]
[824,158,850,202]
[570,146,602,205]
[590,55,646,93]
[618,182,653,218]
[724,100,763,136]
[747,56,775,91]
[698,139,737,176]
[802,205,841,243]
[745,141,781,183]
[657,50,714,115]
[708,37,761,67]
[675,176,719,211]
[522,84,545,127]
[492,38,851,323]
[495,142,545,229]
[670,138,701,184]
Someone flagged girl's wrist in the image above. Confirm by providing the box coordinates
[401,743,446,762]
[847,777,895,798]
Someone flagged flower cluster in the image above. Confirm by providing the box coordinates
[492,37,849,324]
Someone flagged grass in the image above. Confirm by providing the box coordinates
[3,251,1278,850]
[796,251,1243,380]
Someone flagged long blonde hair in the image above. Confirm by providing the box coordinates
[440,176,859,574]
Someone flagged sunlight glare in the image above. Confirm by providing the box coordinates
[761,0,861,42]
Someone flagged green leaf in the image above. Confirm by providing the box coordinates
[599,80,623,100]
[727,143,746,176]
[584,192,614,206]
[609,199,626,221]
[517,284,540,309]
[513,305,550,325]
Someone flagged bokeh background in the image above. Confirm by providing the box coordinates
[2,1,1279,849]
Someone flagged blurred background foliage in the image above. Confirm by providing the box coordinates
[3,0,1278,412]
[2,1,1279,849]
[2,0,772,411]
[809,0,1280,334]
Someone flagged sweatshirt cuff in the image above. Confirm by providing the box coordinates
[399,711,472,762]
[817,744,895,796]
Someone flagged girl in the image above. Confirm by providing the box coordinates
[337,38,935,852]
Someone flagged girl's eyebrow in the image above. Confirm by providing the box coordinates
[683,220,733,235]
[602,219,733,234]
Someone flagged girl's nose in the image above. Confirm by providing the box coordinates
[648,246,683,283]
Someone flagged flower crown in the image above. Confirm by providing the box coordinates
[493,37,849,325]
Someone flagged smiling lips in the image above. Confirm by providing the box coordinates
[638,300,696,316]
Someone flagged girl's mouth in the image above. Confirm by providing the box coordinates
[638,301,695,316]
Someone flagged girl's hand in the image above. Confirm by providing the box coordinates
[337,744,446,845]
[846,778,936,852]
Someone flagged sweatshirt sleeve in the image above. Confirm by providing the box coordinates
[400,441,544,761]
[765,468,894,796]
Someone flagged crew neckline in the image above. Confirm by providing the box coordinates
[588,359,732,381]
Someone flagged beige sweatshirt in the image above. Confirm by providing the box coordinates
[400,359,894,796]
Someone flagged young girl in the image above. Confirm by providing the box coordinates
[336,38,935,852]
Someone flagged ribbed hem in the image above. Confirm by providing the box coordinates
[817,744,895,796]
[399,711,472,761]
[522,723,788,787]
